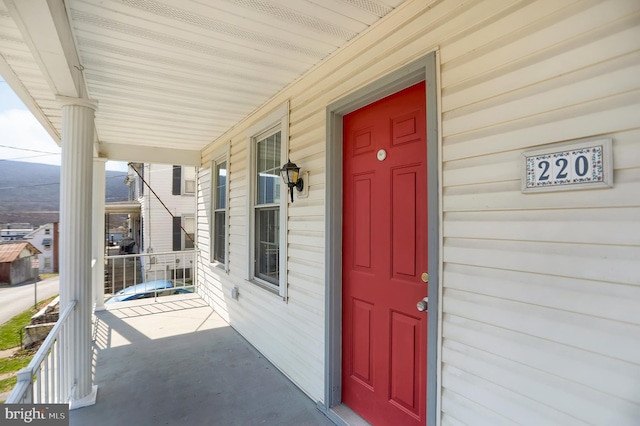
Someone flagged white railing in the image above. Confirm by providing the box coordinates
[6,300,76,404]
[104,250,195,299]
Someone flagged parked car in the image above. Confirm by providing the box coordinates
[105,280,192,304]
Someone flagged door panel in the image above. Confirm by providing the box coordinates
[342,82,427,426]
[353,175,373,269]
[351,298,374,387]
[392,166,418,278]
[390,310,421,415]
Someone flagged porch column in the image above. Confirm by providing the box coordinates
[92,158,107,311]
[57,96,98,408]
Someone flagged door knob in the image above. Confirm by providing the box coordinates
[421,272,429,283]
[416,297,428,312]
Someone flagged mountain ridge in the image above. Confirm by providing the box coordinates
[0,160,129,226]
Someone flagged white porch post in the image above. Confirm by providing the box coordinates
[57,96,98,408]
[93,158,107,311]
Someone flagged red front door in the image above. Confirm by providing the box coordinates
[342,82,428,425]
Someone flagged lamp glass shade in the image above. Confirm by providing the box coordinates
[280,160,300,186]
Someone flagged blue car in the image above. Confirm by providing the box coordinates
[105,280,191,304]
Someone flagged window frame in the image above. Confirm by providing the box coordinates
[210,148,230,270]
[183,166,196,195]
[246,102,289,299]
[182,214,195,250]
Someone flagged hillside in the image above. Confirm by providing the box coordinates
[0,160,129,226]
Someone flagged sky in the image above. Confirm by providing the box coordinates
[0,78,128,172]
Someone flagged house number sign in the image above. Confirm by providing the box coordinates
[522,138,613,193]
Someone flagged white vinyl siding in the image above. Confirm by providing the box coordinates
[197,0,640,421]
[437,1,640,424]
[139,164,197,254]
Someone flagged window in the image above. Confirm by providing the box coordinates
[184,167,196,194]
[172,166,196,195]
[44,257,51,269]
[211,155,228,266]
[247,102,288,298]
[183,216,195,250]
[42,238,52,249]
[172,215,195,251]
[44,228,50,235]
[254,131,281,285]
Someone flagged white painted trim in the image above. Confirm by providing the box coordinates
[181,165,197,196]
[56,95,97,110]
[4,0,83,98]
[246,101,290,300]
[210,145,231,271]
[248,102,289,137]
[280,107,290,300]
[69,385,97,410]
[181,214,196,251]
[92,157,107,312]
[100,142,200,166]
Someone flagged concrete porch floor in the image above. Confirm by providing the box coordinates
[70,293,334,426]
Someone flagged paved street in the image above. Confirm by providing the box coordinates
[0,276,60,325]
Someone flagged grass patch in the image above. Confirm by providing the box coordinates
[0,356,30,375]
[0,310,36,351]
[0,296,57,351]
[0,375,17,395]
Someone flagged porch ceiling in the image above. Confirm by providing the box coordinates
[0,0,406,165]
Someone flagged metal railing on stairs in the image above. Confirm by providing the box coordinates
[6,300,76,404]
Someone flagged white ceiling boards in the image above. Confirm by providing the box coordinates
[0,0,407,164]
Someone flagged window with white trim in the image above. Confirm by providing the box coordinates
[172,166,196,195]
[248,103,288,298]
[183,167,196,194]
[183,215,195,250]
[254,130,281,285]
[211,154,228,266]
[172,215,195,251]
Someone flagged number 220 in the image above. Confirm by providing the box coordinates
[538,155,588,181]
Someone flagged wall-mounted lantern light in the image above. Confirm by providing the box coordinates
[280,159,304,203]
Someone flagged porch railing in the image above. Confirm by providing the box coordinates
[104,250,195,298]
[6,300,76,404]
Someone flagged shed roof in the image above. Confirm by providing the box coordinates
[0,241,41,263]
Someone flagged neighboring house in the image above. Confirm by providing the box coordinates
[1,223,34,242]
[0,241,41,284]
[23,223,58,274]
[128,163,196,282]
[2,1,639,425]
